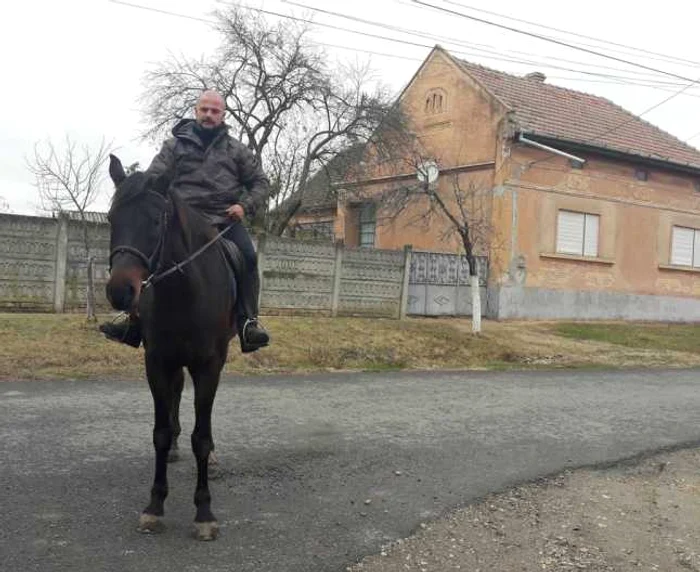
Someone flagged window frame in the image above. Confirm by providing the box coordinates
[555,209,600,258]
[670,225,700,268]
[358,203,377,248]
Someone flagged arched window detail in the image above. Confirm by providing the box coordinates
[424,88,447,115]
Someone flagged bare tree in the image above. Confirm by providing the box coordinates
[377,154,500,333]
[0,196,10,213]
[140,6,411,235]
[27,135,113,321]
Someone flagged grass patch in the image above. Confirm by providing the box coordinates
[0,313,514,381]
[3,314,700,381]
[553,322,700,354]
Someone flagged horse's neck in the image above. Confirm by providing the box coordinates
[160,210,223,292]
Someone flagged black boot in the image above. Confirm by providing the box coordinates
[99,316,142,348]
[236,267,270,353]
[239,317,270,353]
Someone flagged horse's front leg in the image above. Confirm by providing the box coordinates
[168,368,185,463]
[188,357,224,541]
[138,354,178,534]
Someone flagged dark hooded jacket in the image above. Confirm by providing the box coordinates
[145,119,270,226]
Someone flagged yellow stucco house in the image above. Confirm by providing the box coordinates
[290,46,700,320]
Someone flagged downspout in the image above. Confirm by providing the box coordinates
[518,133,586,166]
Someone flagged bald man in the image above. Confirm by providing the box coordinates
[100,90,270,353]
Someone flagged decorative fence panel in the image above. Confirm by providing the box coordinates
[64,222,111,311]
[338,247,407,317]
[258,236,337,312]
[407,251,489,317]
[0,214,58,311]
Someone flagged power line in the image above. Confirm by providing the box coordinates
[111,0,700,95]
[275,1,700,94]
[108,0,215,24]
[411,0,698,84]
[109,0,700,106]
[298,1,700,167]
[282,0,687,83]
[437,0,700,69]
[591,81,700,145]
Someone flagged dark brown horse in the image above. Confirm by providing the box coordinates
[106,155,236,540]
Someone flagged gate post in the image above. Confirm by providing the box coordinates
[53,214,69,313]
[331,240,344,317]
[399,245,412,320]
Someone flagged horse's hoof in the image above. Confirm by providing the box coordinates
[193,521,219,541]
[167,449,180,463]
[137,513,165,534]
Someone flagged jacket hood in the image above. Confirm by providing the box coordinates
[171,119,229,142]
[172,118,196,136]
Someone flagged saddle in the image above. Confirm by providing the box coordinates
[219,238,244,292]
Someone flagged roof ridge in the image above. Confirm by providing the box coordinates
[457,58,616,104]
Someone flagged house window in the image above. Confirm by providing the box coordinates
[424,88,446,114]
[556,210,599,257]
[359,203,376,248]
[671,226,700,267]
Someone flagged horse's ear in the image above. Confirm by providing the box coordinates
[109,154,127,186]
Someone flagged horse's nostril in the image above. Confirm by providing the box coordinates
[107,281,136,311]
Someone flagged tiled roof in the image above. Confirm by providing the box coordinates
[457,59,700,170]
[297,145,365,213]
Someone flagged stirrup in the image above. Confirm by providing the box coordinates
[240,317,269,353]
[242,317,263,338]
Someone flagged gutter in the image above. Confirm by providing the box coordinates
[524,134,700,177]
[518,133,586,166]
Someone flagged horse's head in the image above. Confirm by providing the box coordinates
[105,155,170,314]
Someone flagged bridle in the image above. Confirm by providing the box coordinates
[108,188,233,290]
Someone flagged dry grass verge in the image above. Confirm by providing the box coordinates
[2,314,700,381]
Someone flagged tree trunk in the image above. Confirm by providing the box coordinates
[86,255,96,322]
[462,233,482,335]
[471,273,481,333]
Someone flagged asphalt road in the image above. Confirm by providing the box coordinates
[2,369,700,572]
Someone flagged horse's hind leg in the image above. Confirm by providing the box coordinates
[138,355,178,534]
[188,358,223,541]
[168,368,185,463]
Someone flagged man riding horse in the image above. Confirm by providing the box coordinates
[100,89,270,353]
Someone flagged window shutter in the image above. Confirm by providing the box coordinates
[694,230,700,267]
[557,211,584,255]
[583,214,599,257]
[671,226,694,266]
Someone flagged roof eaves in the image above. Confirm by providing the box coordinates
[520,132,700,175]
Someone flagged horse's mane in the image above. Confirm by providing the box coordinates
[109,171,217,247]
[108,172,153,216]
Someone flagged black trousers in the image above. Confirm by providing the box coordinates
[219,222,260,322]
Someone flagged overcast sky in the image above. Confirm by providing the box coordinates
[3,0,699,215]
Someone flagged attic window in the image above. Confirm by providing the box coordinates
[635,168,649,181]
[424,88,447,115]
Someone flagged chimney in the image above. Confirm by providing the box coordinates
[525,71,546,83]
